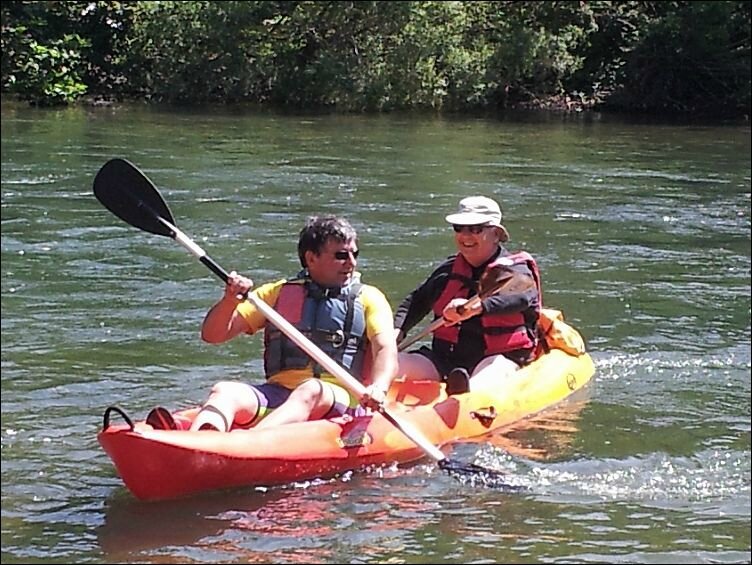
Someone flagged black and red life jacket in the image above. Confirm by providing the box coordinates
[432,251,542,356]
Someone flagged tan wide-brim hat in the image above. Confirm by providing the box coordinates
[445,196,510,242]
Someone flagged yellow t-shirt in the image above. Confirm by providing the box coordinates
[235,276,393,389]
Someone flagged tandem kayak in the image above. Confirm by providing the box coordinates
[98,347,595,501]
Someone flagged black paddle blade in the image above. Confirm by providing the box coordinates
[438,458,524,491]
[93,158,176,237]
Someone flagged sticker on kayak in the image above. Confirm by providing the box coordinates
[566,373,577,390]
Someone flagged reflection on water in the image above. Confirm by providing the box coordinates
[97,490,253,559]
[98,474,424,563]
[481,395,591,461]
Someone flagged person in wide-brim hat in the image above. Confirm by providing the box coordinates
[394,194,542,395]
[444,195,510,242]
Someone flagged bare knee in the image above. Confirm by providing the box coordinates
[288,379,327,405]
[206,381,259,416]
[209,381,242,396]
[399,352,441,382]
[469,355,519,392]
[190,381,261,431]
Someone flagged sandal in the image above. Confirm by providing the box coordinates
[146,406,177,430]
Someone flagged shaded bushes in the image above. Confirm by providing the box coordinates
[2,0,749,116]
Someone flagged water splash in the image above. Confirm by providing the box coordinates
[474,445,751,508]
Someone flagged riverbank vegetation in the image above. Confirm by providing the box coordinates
[2,1,749,117]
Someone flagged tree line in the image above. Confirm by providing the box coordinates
[2,1,749,117]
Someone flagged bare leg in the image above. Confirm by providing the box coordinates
[398,352,441,382]
[468,354,519,393]
[255,379,335,428]
[189,381,260,431]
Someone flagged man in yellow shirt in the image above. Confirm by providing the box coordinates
[148,215,397,432]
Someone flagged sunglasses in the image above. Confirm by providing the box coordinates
[333,249,359,261]
[452,224,489,234]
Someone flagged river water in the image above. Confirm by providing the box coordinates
[1,101,750,563]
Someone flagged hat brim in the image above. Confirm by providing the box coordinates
[445,212,500,226]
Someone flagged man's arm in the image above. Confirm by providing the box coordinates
[393,257,455,337]
[201,274,283,343]
[359,285,399,409]
[368,330,399,393]
[481,265,539,314]
[201,297,251,343]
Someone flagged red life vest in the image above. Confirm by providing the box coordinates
[432,252,542,356]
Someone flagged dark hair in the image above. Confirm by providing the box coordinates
[297,215,357,267]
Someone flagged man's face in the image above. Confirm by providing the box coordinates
[453,224,500,267]
[305,238,358,287]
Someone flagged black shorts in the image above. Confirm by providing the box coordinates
[413,346,474,380]
[412,345,532,378]
[249,380,365,425]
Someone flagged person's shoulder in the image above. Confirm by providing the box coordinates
[431,254,457,272]
[357,283,391,306]
[500,248,538,261]
[253,278,288,302]
[359,282,388,299]
[501,245,534,255]
[359,285,394,324]
[498,248,538,274]
[256,278,287,292]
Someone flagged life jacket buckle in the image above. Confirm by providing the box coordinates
[346,336,361,348]
[330,329,346,348]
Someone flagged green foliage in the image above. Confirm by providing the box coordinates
[2,27,89,105]
[124,1,279,103]
[1,1,137,105]
[610,1,751,115]
[1,0,749,116]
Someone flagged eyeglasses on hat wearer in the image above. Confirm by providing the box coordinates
[452,224,489,235]
[334,249,359,261]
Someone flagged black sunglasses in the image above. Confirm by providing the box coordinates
[452,224,488,234]
[334,249,360,261]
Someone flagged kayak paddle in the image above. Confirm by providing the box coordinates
[93,158,519,489]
